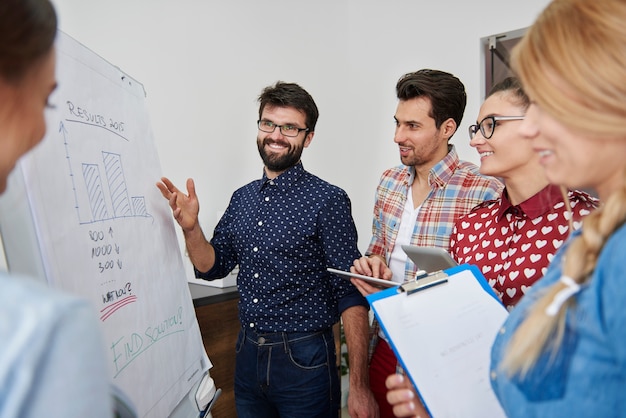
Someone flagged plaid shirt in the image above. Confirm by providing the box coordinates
[366,146,503,366]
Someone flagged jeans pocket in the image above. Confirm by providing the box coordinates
[235,329,245,354]
[286,333,329,370]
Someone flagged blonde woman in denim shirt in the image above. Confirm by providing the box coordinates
[490,0,626,415]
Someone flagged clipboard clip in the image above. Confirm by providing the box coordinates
[399,270,449,295]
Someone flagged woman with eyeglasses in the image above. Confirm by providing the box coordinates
[449,76,598,310]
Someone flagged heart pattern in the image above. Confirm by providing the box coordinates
[450,189,598,310]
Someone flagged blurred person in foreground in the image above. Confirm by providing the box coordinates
[0,0,112,417]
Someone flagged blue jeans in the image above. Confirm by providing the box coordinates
[234,327,340,418]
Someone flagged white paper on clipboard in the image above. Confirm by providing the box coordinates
[367,264,508,418]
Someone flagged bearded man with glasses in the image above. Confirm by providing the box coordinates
[157,82,377,418]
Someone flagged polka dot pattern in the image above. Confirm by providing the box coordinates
[198,163,364,332]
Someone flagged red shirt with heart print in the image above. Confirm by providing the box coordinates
[450,185,598,310]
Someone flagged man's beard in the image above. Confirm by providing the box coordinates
[257,138,304,172]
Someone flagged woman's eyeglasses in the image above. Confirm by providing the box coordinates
[468,115,525,140]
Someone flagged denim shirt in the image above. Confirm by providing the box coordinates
[196,163,367,332]
[0,273,112,418]
[490,223,626,417]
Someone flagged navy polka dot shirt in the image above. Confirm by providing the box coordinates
[196,163,367,332]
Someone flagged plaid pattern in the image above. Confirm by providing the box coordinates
[366,146,503,367]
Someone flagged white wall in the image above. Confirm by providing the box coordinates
[49,0,549,273]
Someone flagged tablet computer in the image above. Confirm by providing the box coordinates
[327,268,398,288]
[401,245,458,273]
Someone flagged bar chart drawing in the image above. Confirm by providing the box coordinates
[102,151,132,218]
[78,150,152,224]
[132,196,148,217]
[59,120,153,225]
[82,163,110,221]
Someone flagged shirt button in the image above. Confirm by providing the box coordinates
[258,221,263,226]
[264,197,270,202]
[269,181,275,186]
[258,337,265,344]
[253,247,259,252]
[499,327,506,334]
[249,323,255,328]
[253,298,259,303]
[490,370,497,380]
[254,273,259,278]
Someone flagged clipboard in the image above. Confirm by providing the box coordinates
[367,264,508,417]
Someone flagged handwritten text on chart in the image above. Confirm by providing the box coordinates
[66,100,125,134]
[100,282,136,321]
[89,227,123,274]
[110,307,185,377]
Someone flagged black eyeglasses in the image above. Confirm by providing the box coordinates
[257,120,309,137]
[468,116,525,140]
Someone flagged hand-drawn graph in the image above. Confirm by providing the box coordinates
[59,121,153,224]
[2,33,211,417]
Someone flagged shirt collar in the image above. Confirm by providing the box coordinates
[404,145,459,187]
[497,184,564,221]
[259,162,305,191]
[427,144,460,188]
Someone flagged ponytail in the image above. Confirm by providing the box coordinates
[501,171,626,377]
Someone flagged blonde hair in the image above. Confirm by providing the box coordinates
[513,0,626,138]
[502,0,626,377]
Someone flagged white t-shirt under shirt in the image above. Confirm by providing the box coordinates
[388,191,421,284]
[381,194,421,340]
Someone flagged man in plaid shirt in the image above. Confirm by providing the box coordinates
[350,69,503,417]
